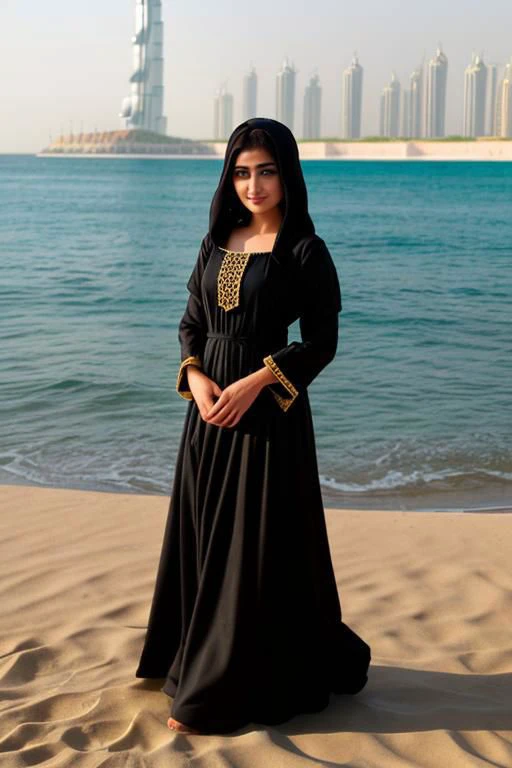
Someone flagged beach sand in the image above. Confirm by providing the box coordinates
[1,483,511,767]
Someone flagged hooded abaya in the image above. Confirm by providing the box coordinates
[135,118,371,734]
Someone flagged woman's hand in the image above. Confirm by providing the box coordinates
[187,366,223,421]
[204,373,265,428]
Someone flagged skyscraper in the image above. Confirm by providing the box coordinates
[242,67,258,121]
[401,66,423,138]
[213,85,233,140]
[424,45,448,137]
[341,53,364,138]
[410,66,423,137]
[380,72,401,137]
[276,57,297,132]
[497,58,512,138]
[486,63,499,136]
[401,90,411,137]
[303,73,322,139]
[120,0,167,135]
[463,53,487,137]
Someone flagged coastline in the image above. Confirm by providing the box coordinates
[35,138,512,161]
[1,482,511,765]
[2,474,511,515]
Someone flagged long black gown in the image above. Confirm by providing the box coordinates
[135,231,371,734]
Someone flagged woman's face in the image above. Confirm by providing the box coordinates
[231,147,283,216]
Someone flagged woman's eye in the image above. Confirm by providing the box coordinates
[234,169,276,178]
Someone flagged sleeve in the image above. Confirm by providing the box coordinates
[263,237,342,412]
[176,234,211,399]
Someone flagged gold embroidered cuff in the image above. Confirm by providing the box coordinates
[263,354,299,412]
[176,355,202,399]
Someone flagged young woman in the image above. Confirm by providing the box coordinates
[135,117,371,735]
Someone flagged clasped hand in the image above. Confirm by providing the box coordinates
[187,367,262,428]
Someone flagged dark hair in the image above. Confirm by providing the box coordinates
[237,127,277,156]
[226,128,283,228]
[209,118,315,254]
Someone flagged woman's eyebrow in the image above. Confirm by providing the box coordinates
[233,162,277,170]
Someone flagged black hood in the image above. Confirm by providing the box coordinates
[208,117,315,264]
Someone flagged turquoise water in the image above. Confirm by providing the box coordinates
[1,154,511,511]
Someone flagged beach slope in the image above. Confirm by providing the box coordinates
[0,484,511,767]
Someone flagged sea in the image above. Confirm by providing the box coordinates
[1,154,511,512]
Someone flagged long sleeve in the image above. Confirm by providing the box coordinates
[263,238,342,412]
[176,234,211,399]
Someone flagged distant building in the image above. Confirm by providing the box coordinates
[401,89,411,138]
[276,57,297,132]
[380,72,401,137]
[425,45,448,137]
[497,58,512,137]
[463,53,487,137]
[341,53,363,138]
[213,86,233,140]
[303,74,322,139]
[405,66,423,138]
[486,63,499,135]
[242,67,258,121]
[120,0,167,135]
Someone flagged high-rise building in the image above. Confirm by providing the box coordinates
[463,52,487,137]
[486,63,499,135]
[341,53,364,138]
[276,57,297,132]
[410,66,423,137]
[213,86,233,140]
[120,0,167,135]
[303,73,322,139]
[401,90,411,137]
[425,45,448,137]
[497,58,512,137]
[243,67,257,121]
[380,72,401,137]
[401,66,423,138]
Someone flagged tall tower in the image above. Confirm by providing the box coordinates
[276,57,297,132]
[341,52,364,138]
[410,65,423,137]
[424,45,448,137]
[498,59,512,138]
[243,67,257,121]
[120,0,167,135]
[486,63,499,135]
[303,73,322,139]
[401,89,411,137]
[380,72,401,137]
[213,85,233,140]
[463,52,487,137]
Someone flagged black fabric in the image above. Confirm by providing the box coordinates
[135,118,371,734]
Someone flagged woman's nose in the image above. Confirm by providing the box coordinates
[248,175,261,193]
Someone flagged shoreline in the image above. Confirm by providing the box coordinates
[1,479,511,514]
[34,138,512,162]
[34,152,512,162]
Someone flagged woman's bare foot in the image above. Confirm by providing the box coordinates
[167,716,201,734]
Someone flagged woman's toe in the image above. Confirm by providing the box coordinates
[167,716,200,734]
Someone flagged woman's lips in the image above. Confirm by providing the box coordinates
[247,197,266,204]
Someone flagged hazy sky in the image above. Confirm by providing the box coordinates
[2,0,511,153]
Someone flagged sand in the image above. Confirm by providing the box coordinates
[1,482,511,767]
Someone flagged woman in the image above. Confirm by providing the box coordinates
[135,117,371,735]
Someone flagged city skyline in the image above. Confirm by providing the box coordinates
[213,48,511,140]
[2,0,512,152]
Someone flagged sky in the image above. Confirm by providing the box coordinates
[1,0,512,153]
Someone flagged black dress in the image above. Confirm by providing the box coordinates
[135,231,371,734]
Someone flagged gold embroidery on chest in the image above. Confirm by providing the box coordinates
[217,250,254,311]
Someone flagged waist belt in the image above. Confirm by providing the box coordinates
[206,332,251,342]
